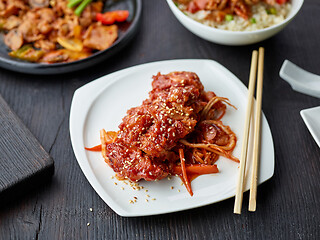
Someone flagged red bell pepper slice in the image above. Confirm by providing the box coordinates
[276,0,288,4]
[96,10,129,25]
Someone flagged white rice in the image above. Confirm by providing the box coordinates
[179,2,291,31]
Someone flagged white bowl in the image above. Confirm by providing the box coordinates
[166,0,304,46]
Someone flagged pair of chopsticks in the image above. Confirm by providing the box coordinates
[234,47,265,214]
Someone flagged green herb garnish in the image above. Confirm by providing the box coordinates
[250,18,256,24]
[266,7,277,15]
[225,14,233,21]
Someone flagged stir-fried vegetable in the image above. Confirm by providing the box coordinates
[0,19,4,30]
[57,37,83,52]
[9,45,44,62]
[41,49,91,63]
[73,25,82,39]
[96,10,129,25]
[68,0,92,16]
[68,0,82,8]
[74,0,93,16]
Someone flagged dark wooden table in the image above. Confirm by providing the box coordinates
[1,0,319,239]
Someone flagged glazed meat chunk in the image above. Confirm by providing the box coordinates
[103,72,207,181]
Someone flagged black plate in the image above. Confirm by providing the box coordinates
[0,0,142,75]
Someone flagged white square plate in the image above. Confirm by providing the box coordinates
[70,59,275,217]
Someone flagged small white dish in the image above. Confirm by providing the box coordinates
[300,106,320,148]
[166,0,303,46]
[70,59,275,217]
[280,60,320,99]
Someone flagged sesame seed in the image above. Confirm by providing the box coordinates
[181,182,184,186]
[145,190,148,192]
[134,197,137,199]
[129,200,134,204]
[114,182,117,185]
[168,176,171,180]
[145,199,149,202]
[178,190,180,192]
[87,223,90,226]
[146,195,150,198]
[151,198,156,201]
[171,186,174,190]
[121,187,124,190]
[89,208,93,212]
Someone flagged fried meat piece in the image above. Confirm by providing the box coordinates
[105,141,169,181]
[83,24,118,51]
[29,0,49,8]
[103,72,206,181]
[4,29,23,50]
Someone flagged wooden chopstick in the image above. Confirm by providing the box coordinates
[248,47,265,212]
[234,50,259,214]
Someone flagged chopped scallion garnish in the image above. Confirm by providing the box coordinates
[74,0,92,16]
[67,0,92,16]
[225,14,233,21]
[266,7,277,15]
[67,0,82,8]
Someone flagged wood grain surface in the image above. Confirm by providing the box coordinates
[0,0,319,239]
[0,94,54,202]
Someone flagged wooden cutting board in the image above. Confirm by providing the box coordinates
[0,95,54,202]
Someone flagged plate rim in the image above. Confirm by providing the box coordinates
[70,59,275,217]
[300,106,320,148]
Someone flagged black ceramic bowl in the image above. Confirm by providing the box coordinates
[0,0,142,75]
